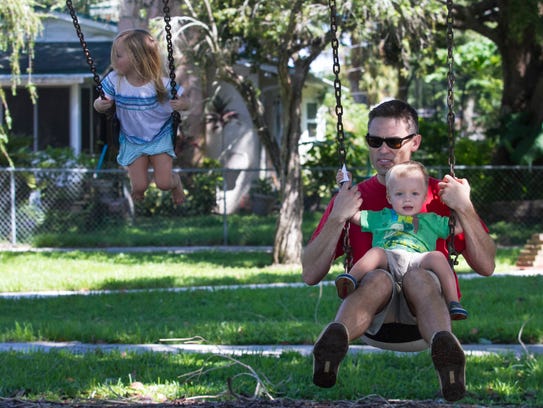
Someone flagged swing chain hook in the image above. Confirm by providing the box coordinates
[446,0,459,266]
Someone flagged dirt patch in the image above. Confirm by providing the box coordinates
[0,397,479,408]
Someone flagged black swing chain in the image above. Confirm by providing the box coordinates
[446,0,459,266]
[329,0,353,273]
[66,0,105,99]
[162,0,182,144]
[329,0,347,169]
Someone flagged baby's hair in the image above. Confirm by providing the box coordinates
[111,29,169,102]
[385,160,429,190]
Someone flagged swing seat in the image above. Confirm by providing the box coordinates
[362,323,428,352]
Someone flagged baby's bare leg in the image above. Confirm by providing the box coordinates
[349,247,388,282]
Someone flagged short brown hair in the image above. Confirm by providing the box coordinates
[369,99,419,134]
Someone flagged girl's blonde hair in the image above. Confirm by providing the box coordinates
[111,29,169,102]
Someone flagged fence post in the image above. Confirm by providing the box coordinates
[9,168,16,244]
[221,167,228,245]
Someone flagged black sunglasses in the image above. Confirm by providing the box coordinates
[365,133,417,149]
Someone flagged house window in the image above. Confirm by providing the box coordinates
[306,102,318,138]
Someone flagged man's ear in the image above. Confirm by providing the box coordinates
[410,133,422,152]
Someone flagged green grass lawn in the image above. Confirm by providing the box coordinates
[1,248,542,405]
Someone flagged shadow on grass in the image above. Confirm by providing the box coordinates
[1,349,540,406]
[93,271,303,291]
[97,276,178,290]
[0,251,275,268]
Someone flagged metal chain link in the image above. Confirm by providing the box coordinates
[446,0,456,179]
[162,0,181,144]
[65,0,105,99]
[329,0,347,168]
[329,0,352,273]
[446,0,459,266]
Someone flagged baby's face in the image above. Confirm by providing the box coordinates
[386,174,427,216]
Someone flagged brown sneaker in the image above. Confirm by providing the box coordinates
[431,331,466,401]
[312,322,349,388]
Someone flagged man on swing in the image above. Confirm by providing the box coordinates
[302,99,495,402]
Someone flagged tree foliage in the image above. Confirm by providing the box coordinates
[0,1,43,165]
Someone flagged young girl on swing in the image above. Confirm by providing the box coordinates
[335,161,468,320]
[94,29,188,205]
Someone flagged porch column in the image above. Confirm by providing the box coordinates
[70,84,81,155]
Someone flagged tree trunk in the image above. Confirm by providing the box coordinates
[454,0,543,164]
[273,150,303,265]
[272,100,304,265]
[119,0,161,30]
[272,35,308,264]
[498,40,543,123]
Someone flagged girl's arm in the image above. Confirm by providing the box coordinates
[93,97,114,114]
[169,87,191,112]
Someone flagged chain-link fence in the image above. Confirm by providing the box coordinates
[1,166,542,247]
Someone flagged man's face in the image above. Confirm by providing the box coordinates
[367,117,421,184]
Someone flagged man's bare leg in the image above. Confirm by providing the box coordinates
[403,268,450,341]
[313,270,392,388]
[404,268,466,402]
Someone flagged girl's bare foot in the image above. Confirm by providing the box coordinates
[172,174,185,205]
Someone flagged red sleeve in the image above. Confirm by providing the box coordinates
[308,195,347,260]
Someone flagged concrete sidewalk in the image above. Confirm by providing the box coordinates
[1,267,541,300]
[1,341,542,357]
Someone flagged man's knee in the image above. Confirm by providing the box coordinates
[358,269,393,296]
[403,268,441,297]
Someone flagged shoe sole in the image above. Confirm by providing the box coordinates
[450,312,468,320]
[312,322,349,388]
[335,275,356,299]
[431,331,466,402]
